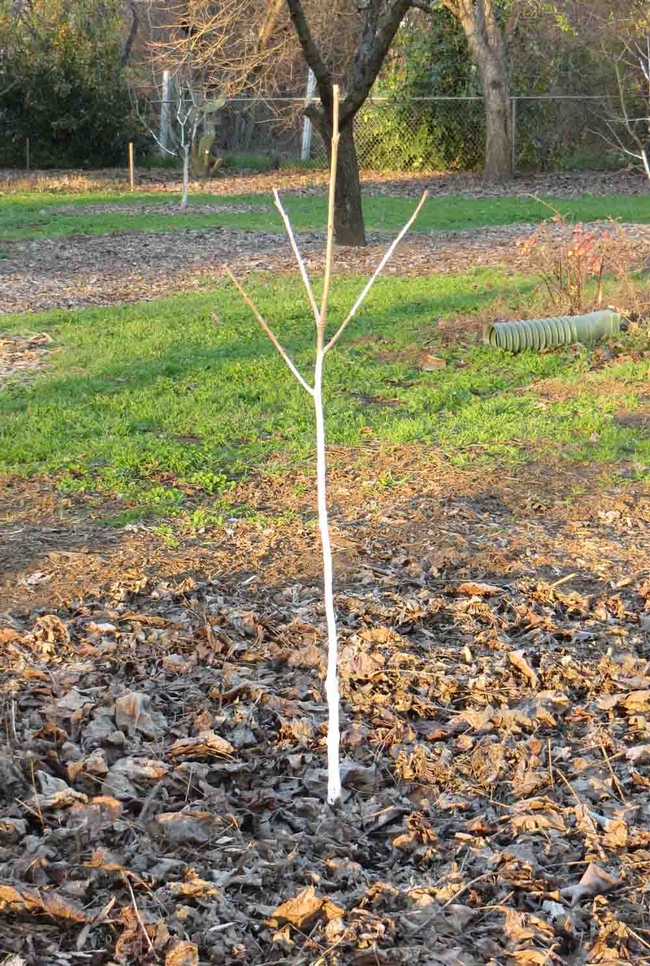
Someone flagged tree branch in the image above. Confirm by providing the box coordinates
[224,268,314,395]
[319,85,340,336]
[120,0,139,68]
[284,0,333,111]
[324,190,428,354]
[258,0,285,52]
[343,0,413,120]
[272,189,321,327]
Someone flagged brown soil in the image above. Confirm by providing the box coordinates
[2,165,650,199]
[1,447,648,613]
[3,222,650,317]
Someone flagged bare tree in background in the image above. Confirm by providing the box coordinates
[284,0,513,248]
[605,29,650,178]
[132,1,289,202]
[133,69,225,205]
[144,0,289,96]
[121,0,141,66]
[283,0,428,247]
[551,0,649,175]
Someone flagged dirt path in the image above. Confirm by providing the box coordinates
[3,165,650,199]
[3,221,650,316]
[0,223,531,315]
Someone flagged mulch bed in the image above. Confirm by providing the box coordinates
[2,166,650,200]
[2,222,650,317]
[2,454,650,965]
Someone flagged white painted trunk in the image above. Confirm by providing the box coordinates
[313,350,341,805]
[181,145,190,208]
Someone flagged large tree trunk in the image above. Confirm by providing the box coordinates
[285,0,415,248]
[447,0,512,181]
[314,112,366,247]
[478,52,511,181]
[331,123,366,247]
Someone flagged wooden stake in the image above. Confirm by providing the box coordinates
[319,85,340,337]
[128,142,135,192]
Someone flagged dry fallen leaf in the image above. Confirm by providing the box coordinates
[154,810,223,845]
[168,730,234,759]
[508,649,540,689]
[32,771,87,809]
[419,353,447,371]
[560,862,621,906]
[272,886,326,929]
[168,871,217,898]
[511,810,566,834]
[0,884,89,923]
[115,691,166,739]
[625,744,650,763]
[457,581,502,597]
[509,951,552,965]
[165,940,199,966]
[624,690,650,713]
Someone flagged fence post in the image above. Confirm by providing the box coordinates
[160,69,171,154]
[510,97,517,174]
[128,142,135,191]
[301,70,317,161]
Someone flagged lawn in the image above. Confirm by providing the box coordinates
[3,190,650,239]
[1,269,648,527]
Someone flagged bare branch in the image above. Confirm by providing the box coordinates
[224,268,314,395]
[344,0,412,121]
[272,189,320,327]
[324,190,429,355]
[284,0,333,109]
[120,0,140,67]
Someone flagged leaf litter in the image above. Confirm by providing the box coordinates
[2,466,650,964]
[3,220,650,317]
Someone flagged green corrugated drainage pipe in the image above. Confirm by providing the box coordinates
[484,309,621,353]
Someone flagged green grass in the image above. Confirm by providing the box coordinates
[1,270,649,525]
[2,191,650,241]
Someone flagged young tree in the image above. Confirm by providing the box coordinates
[605,31,650,178]
[133,70,225,206]
[227,86,427,804]
[133,0,289,203]
[580,2,650,177]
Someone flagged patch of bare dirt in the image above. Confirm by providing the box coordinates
[0,331,55,387]
[1,451,650,964]
[613,399,650,429]
[3,222,650,316]
[525,374,648,405]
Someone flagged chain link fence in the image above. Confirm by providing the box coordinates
[196,93,629,173]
